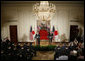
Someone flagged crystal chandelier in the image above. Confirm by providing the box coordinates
[33,1,56,21]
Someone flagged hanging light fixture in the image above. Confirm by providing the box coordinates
[33,1,56,21]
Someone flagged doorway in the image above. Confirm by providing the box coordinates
[70,25,79,42]
[9,25,18,43]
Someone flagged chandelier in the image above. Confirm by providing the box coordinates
[33,1,56,21]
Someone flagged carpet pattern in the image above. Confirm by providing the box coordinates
[32,51,55,60]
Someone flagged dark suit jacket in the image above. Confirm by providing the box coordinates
[48,33,53,40]
[35,34,40,40]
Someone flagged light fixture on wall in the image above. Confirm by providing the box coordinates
[33,1,56,21]
[6,20,17,22]
[70,16,80,22]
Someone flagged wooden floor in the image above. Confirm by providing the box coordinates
[32,51,55,60]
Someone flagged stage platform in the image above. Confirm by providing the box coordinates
[18,40,69,46]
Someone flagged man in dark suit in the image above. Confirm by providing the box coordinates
[35,32,40,46]
[5,37,10,43]
[48,32,53,45]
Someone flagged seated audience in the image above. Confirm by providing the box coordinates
[1,39,36,60]
[54,41,84,60]
[1,38,84,60]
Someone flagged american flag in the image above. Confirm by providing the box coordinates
[29,26,33,40]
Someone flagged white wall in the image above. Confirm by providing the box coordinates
[1,2,84,42]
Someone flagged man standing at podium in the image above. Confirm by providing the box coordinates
[48,32,53,45]
[35,32,40,46]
